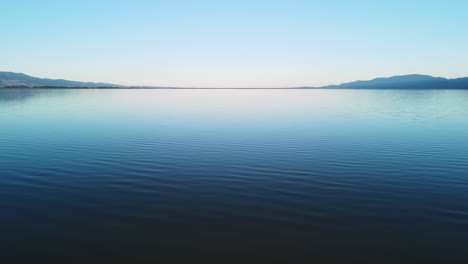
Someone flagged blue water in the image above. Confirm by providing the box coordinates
[1,89,468,262]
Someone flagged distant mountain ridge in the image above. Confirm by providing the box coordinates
[1,72,468,89]
[0,72,120,88]
[311,74,468,89]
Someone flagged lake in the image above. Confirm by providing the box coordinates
[1,89,468,262]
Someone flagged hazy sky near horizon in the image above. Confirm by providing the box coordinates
[2,0,468,88]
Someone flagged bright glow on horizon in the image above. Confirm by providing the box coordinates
[1,0,468,88]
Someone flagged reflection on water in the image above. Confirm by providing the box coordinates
[1,89,468,262]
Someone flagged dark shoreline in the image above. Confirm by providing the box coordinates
[1,87,468,90]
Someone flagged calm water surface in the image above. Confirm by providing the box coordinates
[1,89,468,262]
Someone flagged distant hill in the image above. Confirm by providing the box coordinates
[0,72,121,88]
[2,72,468,89]
[307,74,468,89]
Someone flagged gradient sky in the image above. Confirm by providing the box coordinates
[2,0,468,87]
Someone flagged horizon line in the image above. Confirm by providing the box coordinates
[2,71,468,89]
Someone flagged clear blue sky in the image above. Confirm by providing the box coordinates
[2,0,467,87]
